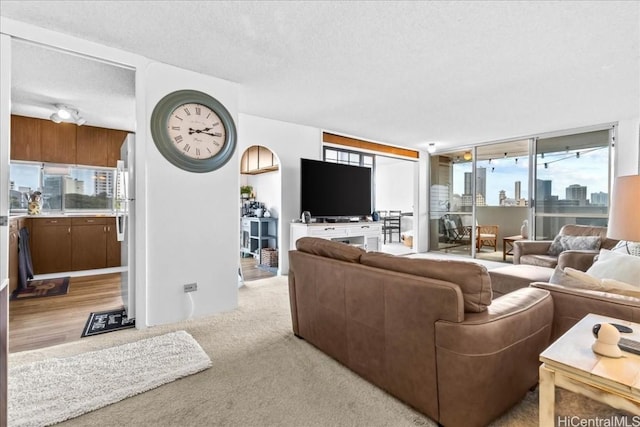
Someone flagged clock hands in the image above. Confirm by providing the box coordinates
[188,127,222,137]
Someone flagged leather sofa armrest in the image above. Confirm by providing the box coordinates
[556,250,599,272]
[513,240,552,264]
[434,287,553,427]
[435,287,552,353]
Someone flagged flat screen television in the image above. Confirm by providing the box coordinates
[300,158,372,219]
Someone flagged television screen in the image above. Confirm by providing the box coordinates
[300,158,372,218]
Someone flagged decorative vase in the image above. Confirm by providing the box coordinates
[520,219,529,239]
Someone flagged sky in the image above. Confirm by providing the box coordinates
[453,147,609,205]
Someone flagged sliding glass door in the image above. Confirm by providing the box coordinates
[534,129,612,239]
[429,150,475,255]
[428,125,614,262]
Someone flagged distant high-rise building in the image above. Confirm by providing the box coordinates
[515,181,521,201]
[461,193,486,207]
[566,184,587,204]
[536,179,552,201]
[499,190,506,206]
[591,191,609,206]
[94,171,113,196]
[464,167,486,199]
[64,177,84,194]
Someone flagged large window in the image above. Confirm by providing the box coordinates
[10,162,115,212]
[324,147,374,168]
[534,129,611,239]
[429,126,613,259]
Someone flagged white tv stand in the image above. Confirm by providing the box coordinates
[290,222,382,252]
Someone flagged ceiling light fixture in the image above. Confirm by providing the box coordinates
[50,104,86,126]
[427,143,436,154]
[463,151,472,161]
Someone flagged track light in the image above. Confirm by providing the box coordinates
[50,112,63,123]
[427,143,436,154]
[50,104,86,126]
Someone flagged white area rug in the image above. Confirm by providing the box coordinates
[8,330,211,427]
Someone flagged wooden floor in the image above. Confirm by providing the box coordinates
[9,260,275,354]
[240,256,277,282]
[9,273,124,353]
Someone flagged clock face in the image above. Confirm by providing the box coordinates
[167,103,226,160]
[150,90,237,173]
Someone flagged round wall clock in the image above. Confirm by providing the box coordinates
[150,89,237,173]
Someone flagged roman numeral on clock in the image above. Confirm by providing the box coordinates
[183,144,191,152]
[174,135,183,143]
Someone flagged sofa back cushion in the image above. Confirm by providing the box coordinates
[296,237,365,263]
[360,252,492,312]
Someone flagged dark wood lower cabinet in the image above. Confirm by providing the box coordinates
[71,219,107,271]
[31,218,72,274]
[31,216,121,274]
[106,219,122,267]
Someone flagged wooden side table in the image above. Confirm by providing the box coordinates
[502,235,523,260]
[539,313,640,425]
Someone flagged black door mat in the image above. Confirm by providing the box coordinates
[81,308,135,338]
[11,277,70,300]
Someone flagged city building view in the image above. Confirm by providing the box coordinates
[9,163,115,211]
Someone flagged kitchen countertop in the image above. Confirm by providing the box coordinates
[10,212,117,219]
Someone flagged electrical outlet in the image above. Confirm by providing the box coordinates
[183,283,198,293]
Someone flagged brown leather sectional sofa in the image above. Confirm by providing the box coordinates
[532,281,640,341]
[288,237,554,427]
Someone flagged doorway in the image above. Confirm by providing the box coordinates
[429,141,529,263]
[239,145,281,282]
[6,39,136,352]
[375,155,416,256]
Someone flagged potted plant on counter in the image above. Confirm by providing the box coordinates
[241,185,253,199]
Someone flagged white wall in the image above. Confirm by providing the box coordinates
[0,35,11,286]
[145,62,239,325]
[245,170,281,219]
[238,114,321,273]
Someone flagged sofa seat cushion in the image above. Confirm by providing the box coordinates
[519,254,559,268]
[361,252,491,312]
[488,265,554,296]
[296,237,365,263]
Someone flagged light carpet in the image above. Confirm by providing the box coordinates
[9,276,628,426]
[9,331,211,427]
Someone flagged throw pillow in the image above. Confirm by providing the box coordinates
[547,235,601,256]
[586,249,640,287]
[551,267,640,299]
[563,267,603,287]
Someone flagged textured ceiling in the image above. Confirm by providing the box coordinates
[1,1,638,152]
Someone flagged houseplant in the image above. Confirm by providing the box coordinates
[240,185,253,198]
